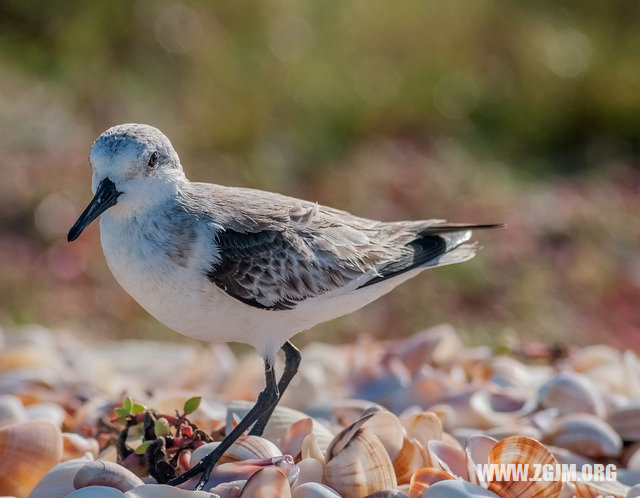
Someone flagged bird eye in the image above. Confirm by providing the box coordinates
[148,152,159,168]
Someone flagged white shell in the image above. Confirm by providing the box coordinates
[30,455,93,498]
[423,480,499,497]
[538,371,605,417]
[74,460,144,492]
[124,483,217,497]
[545,413,622,458]
[66,487,126,497]
[292,482,341,498]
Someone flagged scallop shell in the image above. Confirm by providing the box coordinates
[407,468,453,498]
[538,371,605,417]
[487,436,561,497]
[324,417,397,498]
[239,466,291,497]
[74,460,144,491]
[0,419,63,496]
[544,413,622,458]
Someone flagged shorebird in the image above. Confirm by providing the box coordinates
[68,123,500,489]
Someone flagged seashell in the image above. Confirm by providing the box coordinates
[182,455,299,491]
[547,445,597,466]
[362,410,405,462]
[538,371,605,417]
[26,402,67,427]
[464,435,497,486]
[74,460,144,491]
[66,487,126,497]
[469,388,536,429]
[487,436,561,497]
[220,435,282,464]
[279,418,313,459]
[63,433,100,461]
[393,437,428,485]
[30,455,93,498]
[440,432,463,451]
[0,394,27,427]
[292,482,341,498]
[363,490,408,498]
[227,401,333,455]
[239,466,291,497]
[428,440,469,480]
[0,419,63,496]
[291,457,324,490]
[324,417,396,498]
[569,344,621,372]
[617,468,640,486]
[208,480,245,498]
[484,424,541,441]
[608,400,640,441]
[544,413,622,458]
[422,479,499,497]
[426,404,456,431]
[301,433,326,466]
[392,324,463,373]
[407,468,453,498]
[573,479,629,498]
[401,411,442,448]
[124,483,217,497]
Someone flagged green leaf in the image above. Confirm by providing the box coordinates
[122,396,133,413]
[135,441,152,455]
[131,403,146,414]
[114,407,130,418]
[183,396,202,415]
[154,417,170,437]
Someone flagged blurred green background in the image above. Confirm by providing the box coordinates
[0,1,638,349]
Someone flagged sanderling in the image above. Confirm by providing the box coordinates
[68,123,500,489]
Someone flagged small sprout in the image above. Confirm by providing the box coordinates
[114,407,131,418]
[123,396,133,413]
[131,403,146,414]
[183,396,202,415]
[154,417,171,437]
[135,440,152,455]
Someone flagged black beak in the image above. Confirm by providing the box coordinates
[67,178,121,242]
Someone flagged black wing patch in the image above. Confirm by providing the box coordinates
[357,234,447,288]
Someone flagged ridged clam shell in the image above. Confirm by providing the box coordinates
[362,410,405,462]
[0,419,62,496]
[538,371,605,417]
[74,460,144,491]
[487,436,561,497]
[544,413,622,458]
[220,435,282,464]
[324,419,396,498]
[573,479,629,498]
[239,466,291,497]
[228,401,333,454]
[407,468,453,498]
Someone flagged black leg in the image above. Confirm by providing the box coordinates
[249,341,301,437]
[167,358,279,490]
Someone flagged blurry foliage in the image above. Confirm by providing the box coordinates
[0,1,639,348]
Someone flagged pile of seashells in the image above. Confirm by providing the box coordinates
[2,323,640,497]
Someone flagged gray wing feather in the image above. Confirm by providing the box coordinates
[183,183,492,310]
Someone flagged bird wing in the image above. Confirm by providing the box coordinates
[184,183,497,311]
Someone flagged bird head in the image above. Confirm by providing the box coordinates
[68,123,186,241]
